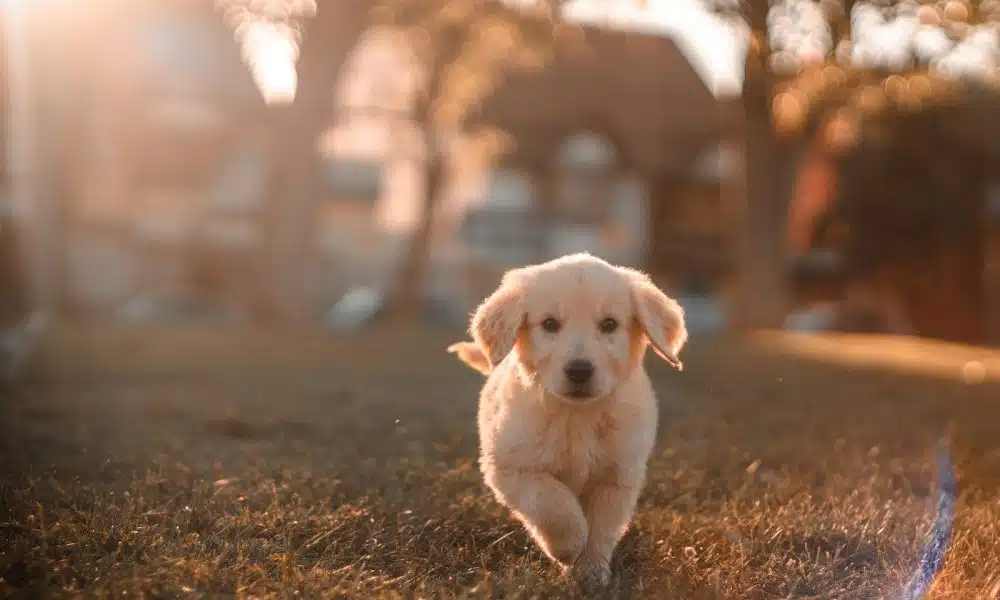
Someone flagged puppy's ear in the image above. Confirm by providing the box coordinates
[623,270,687,371]
[447,341,491,375]
[470,272,525,369]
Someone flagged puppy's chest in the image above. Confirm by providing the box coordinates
[536,411,618,494]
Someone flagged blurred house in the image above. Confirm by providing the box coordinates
[66,8,736,323]
[324,22,742,316]
[457,24,739,306]
[19,0,1000,340]
[26,0,742,324]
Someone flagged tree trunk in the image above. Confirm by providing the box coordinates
[730,103,796,330]
[255,2,369,326]
[726,30,798,331]
[255,101,329,325]
[381,25,462,325]
[385,149,446,323]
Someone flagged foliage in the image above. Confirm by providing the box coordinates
[711,0,1000,145]
[217,0,559,135]
[373,0,557,129]
[709,0,1000,281]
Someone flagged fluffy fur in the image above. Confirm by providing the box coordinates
[464,253,687,591]
[446,341,491,375]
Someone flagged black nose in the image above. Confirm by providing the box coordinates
[564,359,595,384]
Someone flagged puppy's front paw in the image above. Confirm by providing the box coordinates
[571,553,613,597]
[534,516,588,567]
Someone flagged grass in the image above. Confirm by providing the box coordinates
[1,323,999,598]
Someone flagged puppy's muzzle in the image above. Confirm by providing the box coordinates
[563,359,595,398]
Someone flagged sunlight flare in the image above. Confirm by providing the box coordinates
[242,21,298,103]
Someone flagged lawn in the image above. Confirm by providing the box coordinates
[1,324,999,598]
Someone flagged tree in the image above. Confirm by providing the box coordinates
[218,0,374,325]
[219,0,561,325]
[720,0,1000,341]
[374,0,557,321]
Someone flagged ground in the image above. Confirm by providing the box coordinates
[1,324,999,599]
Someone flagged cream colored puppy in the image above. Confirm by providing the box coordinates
[468,253,687,591]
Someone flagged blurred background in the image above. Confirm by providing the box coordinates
[3,0,1000,355]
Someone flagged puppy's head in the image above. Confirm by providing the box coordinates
[470,253,687,402]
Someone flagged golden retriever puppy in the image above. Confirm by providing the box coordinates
[446,341,491,375]
[467,253,687,591]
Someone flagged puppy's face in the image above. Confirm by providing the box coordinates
[518,262,636,401]
[470,254,687,403]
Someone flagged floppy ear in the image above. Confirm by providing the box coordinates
[625,272,688,371]
[446,341,491,375]
[470,272,525,369]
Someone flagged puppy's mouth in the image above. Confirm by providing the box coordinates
[560,386,599,402]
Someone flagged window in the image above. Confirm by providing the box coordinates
[553,132,618,223]
[320,159,384,205]
[547,131,649,264]
[461,168,542,266]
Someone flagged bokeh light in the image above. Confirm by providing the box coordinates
[216,0,316,103]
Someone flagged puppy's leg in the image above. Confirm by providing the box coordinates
[575,479,643,590]
[485,468,588,566]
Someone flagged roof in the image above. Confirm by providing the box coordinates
[471,22,736,173]
[559,0,748,98]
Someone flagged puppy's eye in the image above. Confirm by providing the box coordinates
[598,317,619,334]
[541,317,561,333]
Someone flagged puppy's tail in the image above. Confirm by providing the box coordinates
[898,438,956,600]
[446,341,491,376]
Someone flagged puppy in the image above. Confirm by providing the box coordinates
[467,253,687,591]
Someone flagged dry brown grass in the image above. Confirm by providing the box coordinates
[1,324,999,599]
